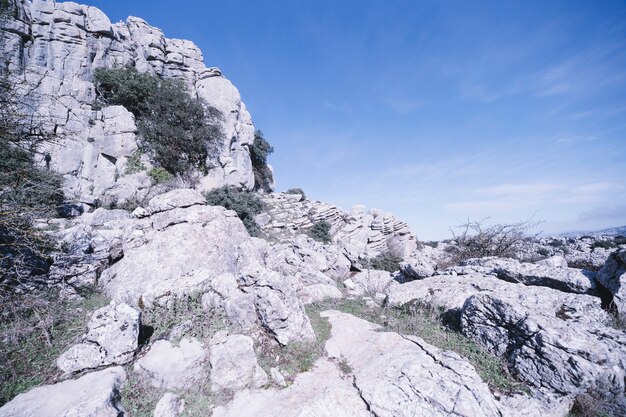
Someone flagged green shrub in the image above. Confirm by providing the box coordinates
[548,239,565,248]
[591,240,616,251]
[94,66,223,176]
[250,130,274,192]
[368,252,403,272]
[308,220,332,244]
[125,151,145,174]
[285,188,306,199]
[536,247,550,257]
[614,235,626,246]
[204,186,264,237]
[148,167,173,184]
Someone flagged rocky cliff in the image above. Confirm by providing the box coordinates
[1,0,256,208]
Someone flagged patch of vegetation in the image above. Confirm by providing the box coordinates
[285,188,306,199]
[256,304,332,384]
[446,218,542,265]
[368,251,403,272]
[94,66,223,176]
[548,239,565,248]
[120,368,163,417]
[308,220,332,244]
[613,235,626,246]
[140,292,229,345]
[148,167,174,184]
[125,151,145,174]
[307,298,526,394]
[0,289,110,406]
[250,129,274,192]
[1,73,65,292]
[204,186,265,237]
[536,247,550,257]
[591,240,617,251]
[423,241,439,248]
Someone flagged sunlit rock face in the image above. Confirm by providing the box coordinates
[1,0,255,207]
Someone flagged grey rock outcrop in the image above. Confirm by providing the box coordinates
[387,274,626,405]
[322,310,503,417]
[258,193,418,263]
[344,269,396,296]
[446,256,597,295]
[99,189,315,345]
[133,338,207,390]
[1,0,256,208]
[597,249,626,322]
[0,367,126,417]
[212,359,371,417]
[154,393,185,417]
[209,331,268,392]
[57,302,140,373]
[263,234,349,304]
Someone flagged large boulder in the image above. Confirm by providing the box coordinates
[133,338,208,390]
[387,274,626,407]
[446,257,597,295]
[0,367,126,417]
[209,331,268,392]
[321,310,503,417]
[57,302,140,373]
[597,249,626,322]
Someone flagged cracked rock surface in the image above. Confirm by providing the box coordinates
[99,189,315,345]
[0,367,126,417]
[321,310,504,417]
[56,302,140,373]
[387,274,626,406]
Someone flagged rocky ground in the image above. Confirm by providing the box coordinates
[1,189,625,417]
[1,1,625,416]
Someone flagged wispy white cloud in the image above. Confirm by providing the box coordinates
[380,97,424,113]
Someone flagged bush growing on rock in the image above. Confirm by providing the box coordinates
[308,220,332,244]
[250,129,274,192]
[93,66,224,176]
[285,188,306,200]
[204,186,264,237]
[368,252,404,273]
[148,167,174,184]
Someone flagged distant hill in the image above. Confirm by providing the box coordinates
[560,225,626,238]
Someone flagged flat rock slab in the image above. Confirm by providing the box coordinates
[212,359,371,417]
[134,338,207,390]
[321,310,503,417]
[0,367,126,417]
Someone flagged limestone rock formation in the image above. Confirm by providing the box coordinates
[154,393,185,417]
[133,338,208,390]
[597,249,626,322]
[1,0,256,208]
[99,189,315,345]
[387,274,626,406]
[258,192,418,263]
[446,256,597,295]
[212,359,371,417]
[208,331,268,392]
[57,302,140,373]
[322,310,503,417]
[0,367,126,417]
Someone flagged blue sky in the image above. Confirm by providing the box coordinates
[80,0,626,240]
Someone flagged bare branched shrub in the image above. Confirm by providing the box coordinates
[0,70,64,292]
[446,218,542,264]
